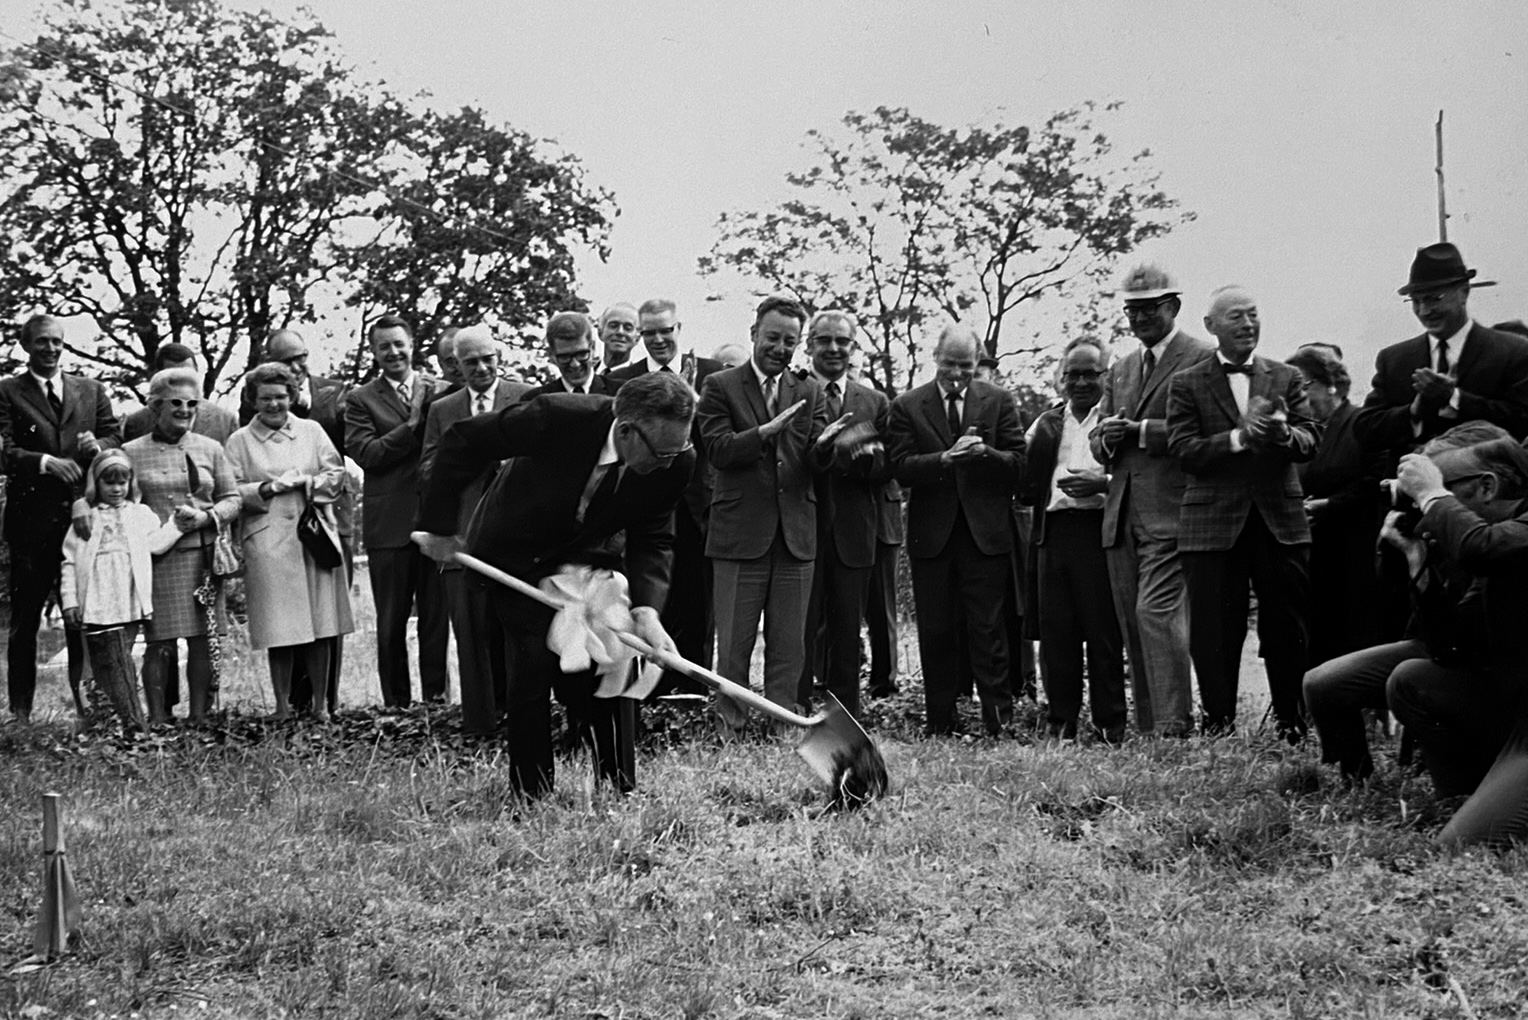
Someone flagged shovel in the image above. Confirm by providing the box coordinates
[448,548,889,807]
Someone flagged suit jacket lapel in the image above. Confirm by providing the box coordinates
[921,384,954,444]
[1207,363,1241,424]
[60,374,83,429]
[21,374,58,426]
[1454,323,1482,383]
[1136,336,1186,414]
[742,367,770,424]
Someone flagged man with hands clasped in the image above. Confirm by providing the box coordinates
[1022,338,1126,742]
[888,324,1025,737]
[1091,265,1214,736]
[1166,286,1319,741]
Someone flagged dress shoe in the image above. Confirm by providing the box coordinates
[11,709,32,727]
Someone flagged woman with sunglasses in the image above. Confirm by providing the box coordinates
[122,367,242,724]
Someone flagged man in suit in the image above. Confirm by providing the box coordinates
[794,310,893,719]
[888,324,1025,736]
[124,344,237,443]
[0,314,121,723]
[345,313,449,708]
[1091,265,1215,736]
[597,303,640,374]
[1355,243,1528,461]
[607,299,724,694]
[522,312,619,399]
[421,326,531,734]
[415,372,695,797]
[1023,338,1126,742]
[1354,243,1528,642]
[699,295,833,728]
[1167,285,1320,740]
[241,328,354,715]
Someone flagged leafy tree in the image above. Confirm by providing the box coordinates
[340,104,614,376]
[0,0,614,395]
[699,104,1191,395]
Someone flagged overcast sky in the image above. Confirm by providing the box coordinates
[24,0,1528,393]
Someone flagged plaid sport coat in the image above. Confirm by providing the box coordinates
[1165,354,1319,553]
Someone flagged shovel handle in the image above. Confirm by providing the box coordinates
[451,551,822,729]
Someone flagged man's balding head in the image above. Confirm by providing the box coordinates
[933,324,981,394]
[265,329,310,384]
[598,303,639,369]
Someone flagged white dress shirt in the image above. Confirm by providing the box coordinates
[1027,404,1107,511]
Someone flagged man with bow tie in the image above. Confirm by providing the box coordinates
[1166,286,1320,741]
[345,314,449,708]
[0,314,121,724]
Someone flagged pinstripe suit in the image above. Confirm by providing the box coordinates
[1166,354,1319,733]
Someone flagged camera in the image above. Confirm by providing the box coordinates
[1382,478,1424,537]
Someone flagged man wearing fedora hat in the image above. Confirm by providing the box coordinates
[1355,243,1528,462]
[1354,243,1528,641]
[1091,264,1214,736]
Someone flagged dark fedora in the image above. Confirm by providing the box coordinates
[1398,242,1496,295]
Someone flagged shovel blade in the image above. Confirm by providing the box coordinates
[794,693,889,808]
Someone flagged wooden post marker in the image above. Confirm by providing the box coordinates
[32,793,82,960]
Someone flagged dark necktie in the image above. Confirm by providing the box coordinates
[578,462,620,523]
[1436,339,1450,375]
[826,380,841,418]
[46,380,62,418]
[946,390,962,436]
[1141,347,1156,388]
[1221,361,1253,376]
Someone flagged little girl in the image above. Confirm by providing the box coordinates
[61,450,180,731]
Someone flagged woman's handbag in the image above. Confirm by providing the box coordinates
[296,500,344,570]
[210,517,244,578]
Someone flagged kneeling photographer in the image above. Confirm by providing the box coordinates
[1302,423,1509,785]
[1389,432,1528,848]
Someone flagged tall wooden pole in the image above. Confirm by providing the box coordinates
[1436,110,1448,242]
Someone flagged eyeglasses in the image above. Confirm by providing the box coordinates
[1123,298,1173,319]
[160,398,200,410]
[1408,290,1460,308]
[639,326,677,341]
[553,349,592,365]
[279,354,308,367]
[1063,370,1102,382]
[1442,472,1489,489]
[626,422,693,463]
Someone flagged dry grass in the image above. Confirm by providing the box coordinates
[3,578,1525,1018]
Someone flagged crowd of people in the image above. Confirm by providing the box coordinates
[3,240,1526,848]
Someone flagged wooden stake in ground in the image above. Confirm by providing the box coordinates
[33,792,82,960]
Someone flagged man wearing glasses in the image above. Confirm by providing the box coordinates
[607,299,724,694]
[1091,265,1212,737]
[1353,244,1528,644]
[415,372,694,798]
[1355,244,1528,463]
[522,312,618,398]
[1022,338,1126,742]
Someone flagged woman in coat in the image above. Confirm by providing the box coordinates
[225,362,354,721]
[123,368,243,724]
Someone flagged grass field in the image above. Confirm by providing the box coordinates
[3,575,1525,1018]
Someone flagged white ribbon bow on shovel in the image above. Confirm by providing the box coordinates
[538,565,664,700]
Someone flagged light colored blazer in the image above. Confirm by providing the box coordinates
[60,502,180,618]
[1091,329,1215,545]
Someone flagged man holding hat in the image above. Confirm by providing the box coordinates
[1090,265,1213,736]
[1355,243,1528,462]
